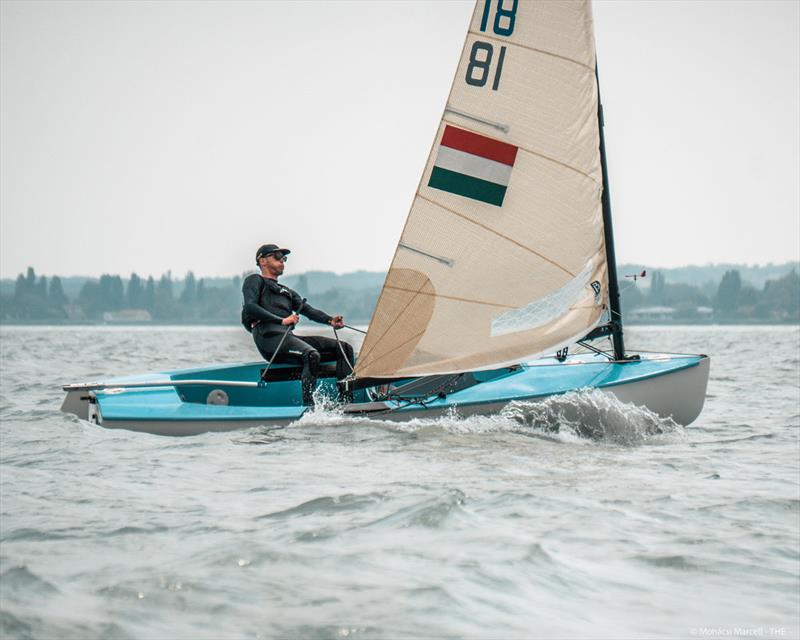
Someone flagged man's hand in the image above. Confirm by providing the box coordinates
[330,315,345,329]
[282,313,300,327]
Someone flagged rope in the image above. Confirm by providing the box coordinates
[259,299,305,384]
[343,324,367,334]
[332,326,355,374]
[259,325,293,383]
[366,374,465,414]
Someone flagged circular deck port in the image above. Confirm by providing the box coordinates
[206,389,229,405]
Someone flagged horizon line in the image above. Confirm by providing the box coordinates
[1,259,799,281]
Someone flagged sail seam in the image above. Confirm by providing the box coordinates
[383,284,517,309]
[516,146,599,184]
[440,118,599,185]
[467,31,594,71]
[416,193,576,277]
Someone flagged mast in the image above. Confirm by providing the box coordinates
[596,66,627,360]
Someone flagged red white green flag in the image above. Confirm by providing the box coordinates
[428,125,518,207]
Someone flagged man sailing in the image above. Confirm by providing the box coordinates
[242,244,354,407]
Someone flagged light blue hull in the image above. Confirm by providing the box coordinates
[61,353,709,436]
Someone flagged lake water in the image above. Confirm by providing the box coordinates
[1,325,798,639]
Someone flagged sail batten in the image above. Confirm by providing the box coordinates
[443,107,509,132]
[355,0,608,380]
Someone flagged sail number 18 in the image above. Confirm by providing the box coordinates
[479,0,517,36]
[467,0,518,91]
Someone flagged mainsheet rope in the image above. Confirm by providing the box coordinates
[332,326,355,374]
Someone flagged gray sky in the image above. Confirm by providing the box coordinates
[1,0,798,279]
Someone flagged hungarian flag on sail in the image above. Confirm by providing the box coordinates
[428,125,518,207]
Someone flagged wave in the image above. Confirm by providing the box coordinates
[1,528,78,543]
[363,488,466,529]
[501,389,683,445]
[0,565,59,596]
[257,492,386,521]
[634,554,703,571]
[282,388,683,446]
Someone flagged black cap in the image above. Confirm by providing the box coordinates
[255,244,291,263]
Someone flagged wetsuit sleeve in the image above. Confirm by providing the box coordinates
[287,287,332,325]
[242,276,284,325]
[299,300,333,325]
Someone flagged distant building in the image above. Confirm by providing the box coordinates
[102,309,152,323]
[63,304,87,322]
[628,306,675,322]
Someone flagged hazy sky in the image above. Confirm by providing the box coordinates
[1,0,798,279]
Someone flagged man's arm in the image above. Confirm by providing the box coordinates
[297,300,333,326]
[242,276,284,325]
[303,305,344,329]
[288,289,333,325]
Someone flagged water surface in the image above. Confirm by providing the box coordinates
[1,325,798,639]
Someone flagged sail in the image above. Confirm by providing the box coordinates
[355,0,608,379]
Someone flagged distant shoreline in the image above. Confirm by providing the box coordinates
[3,263,797,325]
[1,320,798,328]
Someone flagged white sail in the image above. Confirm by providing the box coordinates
[355,0,608,379]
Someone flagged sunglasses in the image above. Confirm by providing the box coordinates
[269,252,287,262]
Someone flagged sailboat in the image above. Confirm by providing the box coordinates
[61,0,709,437]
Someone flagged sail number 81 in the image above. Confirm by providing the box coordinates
[467,0,517,91]
[466,43,506,90]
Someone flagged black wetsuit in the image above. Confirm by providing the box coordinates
[241,274,354,405]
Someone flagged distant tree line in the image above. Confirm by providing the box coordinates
[4,267,70,321]
[0,266,797,324]
[1,268,244,323]
[619,268,799,321]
